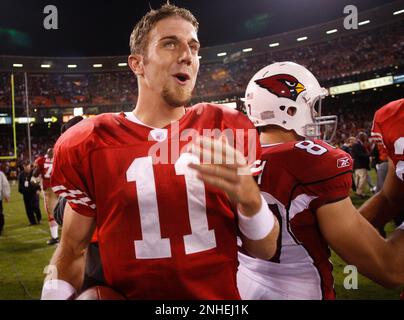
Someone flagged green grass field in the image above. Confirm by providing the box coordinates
[0,181,57,299]
[0,172,402,300]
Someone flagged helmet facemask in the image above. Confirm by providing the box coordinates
[304,96,338,143]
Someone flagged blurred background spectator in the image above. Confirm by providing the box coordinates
[18,161,42,225]
[352,132,371,199]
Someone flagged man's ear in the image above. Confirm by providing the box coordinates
[128,54,144,76]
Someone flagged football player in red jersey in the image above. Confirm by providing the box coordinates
[237,62,404,300]
[41,4,279,300]
[359,98,404,299]
[33,148,59,245]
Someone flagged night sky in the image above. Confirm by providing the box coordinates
[0,0,397,56]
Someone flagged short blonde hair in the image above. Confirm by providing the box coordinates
[129,3,199,55]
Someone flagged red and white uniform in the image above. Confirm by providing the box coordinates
[35,155,53,190]
[371,98,404,182]
[238,140,352,300]
[35,154,58,226]
[51,103,260,300]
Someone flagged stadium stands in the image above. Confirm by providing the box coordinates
[0,20,403,175]
[0,20,402,108]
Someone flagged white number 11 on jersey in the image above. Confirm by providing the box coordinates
[126,154,217,259]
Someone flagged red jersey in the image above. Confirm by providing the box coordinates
[51,103,260,300]
[238,139,352,300]
[371,98,404,182]
[34,156,45,170]
[35,155,53,189]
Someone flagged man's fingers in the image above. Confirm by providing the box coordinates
[201,136,246,166]
[188,136,247,166]
[194,170,237,195]
[195,136,230,161]
[188,163,240,183]
[188,145,236,166]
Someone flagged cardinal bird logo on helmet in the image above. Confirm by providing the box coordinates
[255,74,306,101]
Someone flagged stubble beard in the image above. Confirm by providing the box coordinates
[161,83,192,108]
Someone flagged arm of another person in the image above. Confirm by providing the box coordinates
[42,202,95,299]
[317,197,404,288]
[359,159,404,227]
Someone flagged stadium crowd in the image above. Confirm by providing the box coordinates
[0,20,403,108]
[0,20,403,186]
[1,87,402,180]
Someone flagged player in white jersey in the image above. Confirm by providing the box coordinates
[237,62,404,299]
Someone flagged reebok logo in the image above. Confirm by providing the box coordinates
[337,157,351,168]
